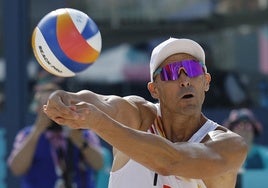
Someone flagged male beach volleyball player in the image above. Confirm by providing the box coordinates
[44,38,248,188]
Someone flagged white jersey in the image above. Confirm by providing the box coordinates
[109,105,219,188]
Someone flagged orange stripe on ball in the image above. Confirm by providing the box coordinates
[57,11,99,63]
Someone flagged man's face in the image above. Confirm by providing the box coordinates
[149,53,211,115]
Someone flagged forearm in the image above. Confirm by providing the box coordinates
[93,113,177,174]
[93,113,246,178]
[72,90,101,105]
[8,129,42,176]
[77,90,119,112]
[80,143,103,170]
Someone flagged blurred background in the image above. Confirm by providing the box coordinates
[1,0,268,187]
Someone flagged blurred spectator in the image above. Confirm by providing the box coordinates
[224,108,268,188]
[224,108,268,169]
[7,82,104,188]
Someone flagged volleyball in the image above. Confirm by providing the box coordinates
[32,8,102,77]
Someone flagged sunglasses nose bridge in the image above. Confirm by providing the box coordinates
[177,67,187,77]
[176,67,191,87]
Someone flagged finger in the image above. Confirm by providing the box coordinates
[44,96,79,120]
[72,107,90,121]
[51,94,76,115]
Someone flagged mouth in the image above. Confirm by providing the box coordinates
[181,94,194,99]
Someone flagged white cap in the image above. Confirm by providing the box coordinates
[149,37,206,81]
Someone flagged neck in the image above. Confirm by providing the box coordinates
[161,113,207,142]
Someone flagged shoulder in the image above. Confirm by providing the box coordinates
[102,95,148,111]
[122,95,150,106]
[100,94,156,113]
[204,124,248,170]
[123,95,157,110]
[206,124,248,155]
[118,95,157,130]
[202,120,247,151]
[208,124,244,141]
[118,95,157,117]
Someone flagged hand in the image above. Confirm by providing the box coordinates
[43,90,82,125]
[45,99,104,131]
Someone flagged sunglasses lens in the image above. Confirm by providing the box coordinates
[160,63,179,81]
[183,60,204,78]
[158,60,204,81]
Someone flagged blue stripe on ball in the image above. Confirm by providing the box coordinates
[38,15,90,72]
[81,18,99,39]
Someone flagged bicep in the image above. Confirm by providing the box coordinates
[206,129,248,163]
[113,96,149,130]
[170,130,248,178]
[200,130,247,174]
[82,93,145,130]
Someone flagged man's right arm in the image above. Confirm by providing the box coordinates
[45,90,150,130]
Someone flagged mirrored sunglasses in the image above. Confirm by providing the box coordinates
[153,60,205,81]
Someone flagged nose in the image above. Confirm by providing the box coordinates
[178,69,190,87]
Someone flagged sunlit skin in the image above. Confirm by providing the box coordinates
[44,53,248,188]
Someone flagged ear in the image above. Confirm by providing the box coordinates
[147,82,159,99]
[204,73,211,92]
